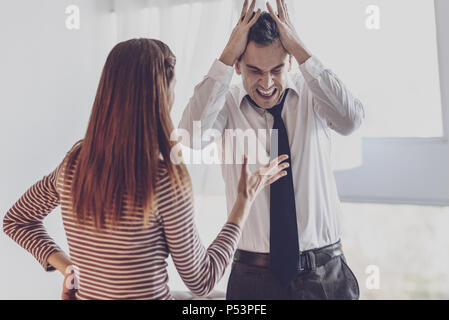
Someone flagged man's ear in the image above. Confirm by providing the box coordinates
[235,60,242,75]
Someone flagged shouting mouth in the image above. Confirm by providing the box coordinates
[256,87,277,99]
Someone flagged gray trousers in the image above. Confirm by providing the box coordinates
[226,254,360,300]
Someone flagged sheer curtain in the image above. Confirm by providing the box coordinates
[112,0,235,123]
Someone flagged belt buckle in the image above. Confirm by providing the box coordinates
[301,251,316,272]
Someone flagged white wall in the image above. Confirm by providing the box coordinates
[0,0,115,299]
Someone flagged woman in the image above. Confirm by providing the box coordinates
[3,37,288,299]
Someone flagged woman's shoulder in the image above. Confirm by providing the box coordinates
[70,139,83,151]
[52,140,83,193]
[64,139,83,166]
[62,139,83,162]
[155,160,192,199]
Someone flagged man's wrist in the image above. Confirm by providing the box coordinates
[219,50,236,67]
[291,42,312,66]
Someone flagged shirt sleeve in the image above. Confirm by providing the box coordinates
[3,163,64,271]
[156,172,241,297]
[178,59,234,149]
[298,55,365,136]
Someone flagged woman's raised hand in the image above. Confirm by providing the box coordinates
[237,154,289,203]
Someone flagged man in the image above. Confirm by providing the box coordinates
[179,0,364,300]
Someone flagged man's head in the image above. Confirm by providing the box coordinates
[235,12,292,109]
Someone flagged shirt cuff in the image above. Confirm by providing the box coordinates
[298,55,326,82]
[207,59,234,85]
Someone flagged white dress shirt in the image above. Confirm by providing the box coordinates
[179,55,365,252]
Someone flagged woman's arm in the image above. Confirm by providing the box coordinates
[3,164,64,271]
[47,251,77,300]
[47,251,73,275]
[157,155,288,297]
[157,180,240,297]
[3,159,78,299]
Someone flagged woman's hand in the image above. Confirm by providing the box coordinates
[48,251,78,299]
[61,266,78,300]
[219,0,261,66]
[238,154,289,203]
[227,154,289,227]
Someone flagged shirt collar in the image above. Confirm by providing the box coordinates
[236,73,299,110]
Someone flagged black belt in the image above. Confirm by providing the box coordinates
[233,240,343,272]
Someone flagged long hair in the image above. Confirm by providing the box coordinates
[66,38,190,230]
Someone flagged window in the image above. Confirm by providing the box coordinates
[290,0,444,138]
[111,0,449,205]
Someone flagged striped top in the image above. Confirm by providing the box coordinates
[3,141,241,299]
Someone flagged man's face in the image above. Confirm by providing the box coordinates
[236,40,292,109]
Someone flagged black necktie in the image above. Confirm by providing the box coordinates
[247,89,300,287]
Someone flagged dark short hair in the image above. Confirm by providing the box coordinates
[238,12,280,61]
[248,11,280,46]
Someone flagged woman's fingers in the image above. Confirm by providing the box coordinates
[264,155,290,186]
[241,154,249,179]
[62,288,77,300]
[258,154,289,184]
[265,154,289,173]
[264,170,287,186]
[245,155,289,198]
[257,154,288,180]
[268,160,289,177]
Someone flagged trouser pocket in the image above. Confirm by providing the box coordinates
[318,255,360,300]
[338,255,360,300]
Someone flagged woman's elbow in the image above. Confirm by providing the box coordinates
[2,214,15,238]
[183,271,216,297]
[188,280,214,297]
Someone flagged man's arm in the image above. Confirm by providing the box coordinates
[178,0,262,149]
[297,56,365,135]
[267,0,365,135]
[178,61,233,149]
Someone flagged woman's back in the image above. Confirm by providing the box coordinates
[4,141,241,299]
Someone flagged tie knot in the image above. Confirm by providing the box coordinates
[267,104,283,118]
[267,88,289,118]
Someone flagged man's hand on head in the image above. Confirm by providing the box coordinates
[266,0,312,65]
[219,0,261,66]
